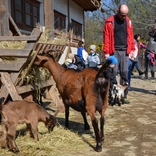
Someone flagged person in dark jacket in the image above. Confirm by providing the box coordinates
[62,53,85,71]
[77,40,88,66]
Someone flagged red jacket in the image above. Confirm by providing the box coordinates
[103,15,135,55]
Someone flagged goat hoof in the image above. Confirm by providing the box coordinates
[95,143,102,152]
[1,145,7,149]
[95,145,102,152]
[10,148,20,153]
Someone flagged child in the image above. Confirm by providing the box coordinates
[107,55,118,86]
[86,45,100,68]
[63,53,77,70]
[62,53,85,71]
[106,56,118,105]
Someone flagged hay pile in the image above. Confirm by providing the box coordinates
[0,107,96,156]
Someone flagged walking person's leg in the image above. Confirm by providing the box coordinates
[149,61,155,79]
[128,59,133,87]
[131,62,135,75]
[144,54,149,79]
[135,60,144,75]
[117,51,130,104]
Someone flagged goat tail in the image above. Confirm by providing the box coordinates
[94,59,111,94]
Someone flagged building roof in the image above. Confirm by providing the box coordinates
[72,0,104,12]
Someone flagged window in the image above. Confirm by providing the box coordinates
[54,11,66,31]
[71,20,82,37]
[11,0,40,31]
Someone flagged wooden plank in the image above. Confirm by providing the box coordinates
[7,12,22,36]
[1,72,23,100]
[16,79,53,94]
[0,59,25,71]
[0,35,41,41]
[0,49,32,57]
[48,85,65,116]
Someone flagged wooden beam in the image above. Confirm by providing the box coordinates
[0,59,26,71]
[0,49,33,57]
[44,0,54,39]
[0,35,41,41]
[48,85,65,115]
[1,72,23,100]
[7,12,22,36]
[16,79,53,94]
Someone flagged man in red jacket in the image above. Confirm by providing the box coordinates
[103,4,135,104]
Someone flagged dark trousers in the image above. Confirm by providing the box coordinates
[113,50,129,98]
[144,53,155,78]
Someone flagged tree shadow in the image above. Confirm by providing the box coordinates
[129,87,155,95]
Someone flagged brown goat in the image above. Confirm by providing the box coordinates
[0,100,57,153]
[34,51,111,152]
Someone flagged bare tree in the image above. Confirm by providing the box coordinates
[85,0,156,48]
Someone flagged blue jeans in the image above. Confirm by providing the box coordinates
[128,59,133,86]
[144,52,155,77]
[131,61,141,73]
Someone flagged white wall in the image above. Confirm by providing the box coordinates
[54,0,84,37]
[69,0,84,24]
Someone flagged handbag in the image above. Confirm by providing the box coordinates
[146,31,156,54]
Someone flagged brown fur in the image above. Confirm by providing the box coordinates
[34,51,111,152]
[0,100,57,153]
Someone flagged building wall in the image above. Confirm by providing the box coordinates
[8,0,84,37]
[39,0,44,29]
[69,0,83,24]
[54,0,84,37]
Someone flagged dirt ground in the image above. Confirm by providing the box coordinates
[0,73,155,156]
[48,73,156,156]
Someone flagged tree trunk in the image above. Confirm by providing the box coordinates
[0,0,9,36]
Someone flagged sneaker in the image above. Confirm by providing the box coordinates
[149,77,155,80]
[123,98,130,104]
[143,76,148,80]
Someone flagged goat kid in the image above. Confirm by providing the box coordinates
[0,100,57,153]
[111,84,128,106]
[34,50,112,152]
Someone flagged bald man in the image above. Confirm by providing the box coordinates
[103,4,135,104]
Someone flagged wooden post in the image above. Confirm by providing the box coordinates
[44,0,54,39]
[0,0,9,36]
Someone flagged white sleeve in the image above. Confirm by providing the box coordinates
[82,49,88,61]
